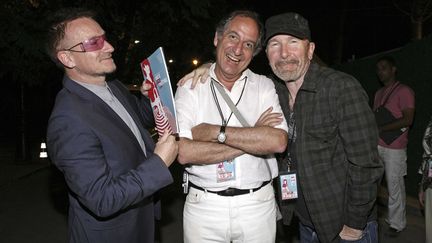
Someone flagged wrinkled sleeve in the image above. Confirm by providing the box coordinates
[259,76,288,132]
[336,77,384,229]
[175,80,197,139]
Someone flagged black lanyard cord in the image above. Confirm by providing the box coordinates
[286,112,296,171]
[210,77,247,126]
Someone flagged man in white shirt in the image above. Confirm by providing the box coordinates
[175,10,288,243]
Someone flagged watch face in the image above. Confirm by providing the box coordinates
[217,132,226,143]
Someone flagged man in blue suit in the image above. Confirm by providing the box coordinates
[45,8,178,243]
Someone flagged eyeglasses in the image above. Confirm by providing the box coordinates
[62,34,107,52]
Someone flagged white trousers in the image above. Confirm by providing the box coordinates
[378,145,407,231]
[183,183,276,243]
[426,187,432,243]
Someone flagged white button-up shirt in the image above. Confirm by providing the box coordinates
[175,64,288,191]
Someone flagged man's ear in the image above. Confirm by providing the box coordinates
[213,32,219,48]
[57,51,75,69]
[307,42,316,60]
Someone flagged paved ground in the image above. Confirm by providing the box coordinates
[0,158,426,243]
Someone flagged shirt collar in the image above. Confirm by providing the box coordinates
[75,80,114,102]
[300,62,320,92]
[209,63,249,87]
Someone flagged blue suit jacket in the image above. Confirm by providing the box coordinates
[47,76,173,243]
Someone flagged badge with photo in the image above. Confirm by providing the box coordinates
[277,172,298,201]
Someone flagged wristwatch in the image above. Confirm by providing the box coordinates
[217,125,227,143]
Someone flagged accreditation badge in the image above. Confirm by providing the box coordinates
[216,159,236,182]
[277,171,298,201]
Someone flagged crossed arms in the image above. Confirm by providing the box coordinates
[177,107,288,164]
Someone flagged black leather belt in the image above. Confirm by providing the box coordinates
[189,180,271,197]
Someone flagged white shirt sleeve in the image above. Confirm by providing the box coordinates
[257,74,289,132]
[174,80,196,139]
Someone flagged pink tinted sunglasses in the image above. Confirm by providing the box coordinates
[63,34,107,52]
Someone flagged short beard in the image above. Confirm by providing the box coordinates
[273,68,302,83]
[272,58,310,83]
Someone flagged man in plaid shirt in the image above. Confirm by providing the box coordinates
[266,12,383,243]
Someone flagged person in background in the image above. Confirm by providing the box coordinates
[418,116,432,243]
[373,56,415,235]
[45,8,178,243]
[175,10,288,243]
[180,11,383,243]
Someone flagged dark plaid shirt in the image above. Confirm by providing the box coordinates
[273,63,384,243]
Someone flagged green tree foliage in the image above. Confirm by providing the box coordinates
[99,0,229,83]
[0,0,54,86]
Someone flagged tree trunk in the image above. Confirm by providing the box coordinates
[411,20,423,40]
[115,1,139,80]
[333,1,348,64]
[15,82,29,162]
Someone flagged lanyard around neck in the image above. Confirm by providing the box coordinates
[210,77,247,126]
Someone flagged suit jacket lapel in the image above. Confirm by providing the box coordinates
[108,81,156,153]
[63,76,151,156]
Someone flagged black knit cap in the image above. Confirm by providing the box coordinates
[264,12,311,45]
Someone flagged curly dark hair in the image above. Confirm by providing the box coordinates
[215,10,264,56]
